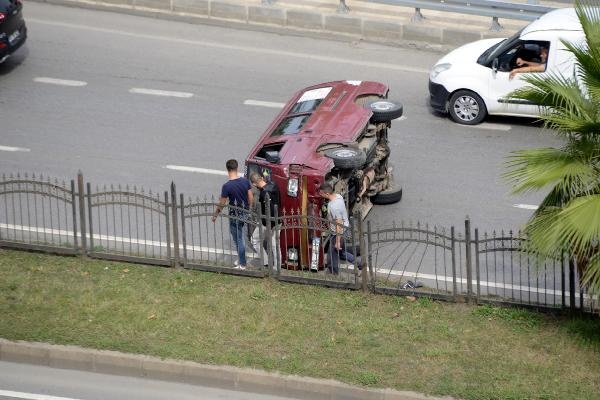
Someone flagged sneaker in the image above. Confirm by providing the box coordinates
[234,265,246,270]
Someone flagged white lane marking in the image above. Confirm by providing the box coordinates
[1,222,586,299]
[27,19,429,74]
[243,100,285,109]
[0,390,80,400]
[164,165,227,176]
[513,203,539,210]
[129,88,194,98]
[0,145,30,152]
[33,77,87,87]
[463,122,512,131]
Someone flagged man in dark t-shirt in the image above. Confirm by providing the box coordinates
[212,159,253,269]
[249,173,281,268]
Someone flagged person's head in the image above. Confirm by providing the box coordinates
[318,182,335,200]
[225,159,238,173]
[249,172,265,188]
[540,46,548,61]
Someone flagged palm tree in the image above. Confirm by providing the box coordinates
[504,1,600,295]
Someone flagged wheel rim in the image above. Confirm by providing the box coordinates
[333,149,358,158]
[370,101,395,111]
[453,95,480,122]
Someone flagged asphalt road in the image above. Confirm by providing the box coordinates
[0,2,564,233]
[0,361,299,400]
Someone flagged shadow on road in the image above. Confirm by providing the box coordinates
[0,46,29,76]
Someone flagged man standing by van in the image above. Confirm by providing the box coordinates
[249,172,280,269]
[318,183,360,275]
[212,159,253,269]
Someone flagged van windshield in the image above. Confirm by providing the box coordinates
[477,28,524,67]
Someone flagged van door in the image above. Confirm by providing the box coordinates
[488,40,551,117]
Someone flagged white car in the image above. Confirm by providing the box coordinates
[428,8,584,125]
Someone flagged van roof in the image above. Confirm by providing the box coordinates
[522,8,582,35]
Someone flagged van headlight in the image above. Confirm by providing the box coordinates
[287,248,298,262]
[287,178,299,197]
[431,63,452,78]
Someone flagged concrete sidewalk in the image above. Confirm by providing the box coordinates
[0,338,454,400]
[30,0,568,51]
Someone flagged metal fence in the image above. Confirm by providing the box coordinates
[0,172,596,314]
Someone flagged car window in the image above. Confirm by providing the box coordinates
[496,40,550,72]
[271,115,310,136]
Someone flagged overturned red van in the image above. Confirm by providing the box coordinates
[245,80,403,269]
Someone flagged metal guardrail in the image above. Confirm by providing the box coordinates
[261,0,559,30]
[337,0,557,31]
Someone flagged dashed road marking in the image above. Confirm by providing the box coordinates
[464,122,512,131]
[513,203,539,210]
[129,88,194,98]
[243,100,285,109]
[165,165,227,175]
[0,390,80,400]
[0,145,30,152]
[33,77,87,87]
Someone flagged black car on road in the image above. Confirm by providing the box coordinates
[0,0,26,64]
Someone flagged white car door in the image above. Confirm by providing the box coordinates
[488,41,551,117]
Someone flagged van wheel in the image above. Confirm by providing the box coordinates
[372,186,402,205]
[325,147,366,169]
[449,90,487,125]
[366,100,403,122]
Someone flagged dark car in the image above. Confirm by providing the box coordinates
[245,81,403,269]
[0,0,26,64]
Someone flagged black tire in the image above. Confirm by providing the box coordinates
[448,90,487,125]
[325,147,366,169]
[371,186,403,205]
[365,100,403,122]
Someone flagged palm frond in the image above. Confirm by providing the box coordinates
[581,251,600,291]
[556,194,600,252]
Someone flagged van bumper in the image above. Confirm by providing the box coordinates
[428,80,449,113]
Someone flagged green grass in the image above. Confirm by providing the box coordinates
[1,249,600,399]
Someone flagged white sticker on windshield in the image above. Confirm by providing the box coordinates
[297,87,333,103]
[346,80,362,86]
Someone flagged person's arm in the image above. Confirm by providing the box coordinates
[211,197,228,222]
[509,63,546,80]
[247,189,254,209]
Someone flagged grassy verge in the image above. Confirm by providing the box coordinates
[1,249,599,399]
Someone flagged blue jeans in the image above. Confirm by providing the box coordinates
[327,236,358,274]
[229,218,246,266]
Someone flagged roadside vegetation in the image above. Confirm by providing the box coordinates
[505,1,600,292]
[1,249,599,400]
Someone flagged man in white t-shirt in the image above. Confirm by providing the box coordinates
[318,182,360,275]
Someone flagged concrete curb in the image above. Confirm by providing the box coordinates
[30,0,510,52]
[0,338,454,400]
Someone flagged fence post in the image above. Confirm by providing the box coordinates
[274,204,281,279]
[86,182,94,254]
[569,257,576,313]
[77,171,87,255]
[474,228,481,304]
[465,218,473,304]
[358,215,367,292]
[170,182,180,267]
[180,193,186,269]
[367,220,374,288]
[164,191,172,262]
[70,179,78,250]
[561,252,566,309]
[264,195,272,275]
[451,226,457,301]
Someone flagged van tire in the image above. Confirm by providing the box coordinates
[448,90,487,125]
[325,147,366,169]
[366,100,403,122]
[372,186,403,205]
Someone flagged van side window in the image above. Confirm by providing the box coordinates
[496,40,550,73]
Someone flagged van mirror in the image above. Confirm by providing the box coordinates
[492,58,499,73]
